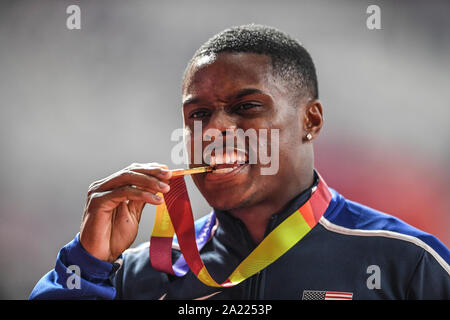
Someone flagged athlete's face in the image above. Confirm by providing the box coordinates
[182,52,318,211]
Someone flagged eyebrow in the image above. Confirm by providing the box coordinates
[182,88,265,108]
[233,88,264,100]
[182,96,200,107]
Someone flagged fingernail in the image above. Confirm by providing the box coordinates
[159,168,170,176]
[159,181,169,189]
[153,194,162,201]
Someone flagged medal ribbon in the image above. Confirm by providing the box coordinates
[150,172,332,287]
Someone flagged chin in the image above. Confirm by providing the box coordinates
[191,163,267,211]
[203,188,258,212]
[204,193,242,211]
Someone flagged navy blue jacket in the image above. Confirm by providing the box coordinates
[30,177,450,300]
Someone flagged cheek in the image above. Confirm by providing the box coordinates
[270,119,304,175]
[183,128,197,164]
[269,116,303,150]
[279,111,304,142]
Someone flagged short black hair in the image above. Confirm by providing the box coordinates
[185,24,318,101]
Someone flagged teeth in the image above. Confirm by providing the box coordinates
[212,167,234,174]
[236,151,246,164]
[225,153,231,164]
[209,150,248,166]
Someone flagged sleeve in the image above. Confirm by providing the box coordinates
[406,249,450,299]
[29,233,121,300]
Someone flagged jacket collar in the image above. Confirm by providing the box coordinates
[213,170,320,252]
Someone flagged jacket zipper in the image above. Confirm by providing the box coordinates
[251,271,261,299]
[248,214,278,299]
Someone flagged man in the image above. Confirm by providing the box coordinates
[30,24,450,299]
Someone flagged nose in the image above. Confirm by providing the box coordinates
[203,111,237,140]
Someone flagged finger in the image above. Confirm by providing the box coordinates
[127,199,146,215]
[89,170,171,195]
[89,186,164,208]
[126,200,146,223]
[131,167,172,181]
[126,162,171,178]
[88,163,171,194]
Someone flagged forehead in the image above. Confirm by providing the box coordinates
[182,52,275,99]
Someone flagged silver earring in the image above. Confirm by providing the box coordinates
[306,133,313,141]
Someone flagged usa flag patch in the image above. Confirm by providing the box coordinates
[302,290,353,300]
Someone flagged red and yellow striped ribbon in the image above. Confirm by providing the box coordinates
[150,173,332,287]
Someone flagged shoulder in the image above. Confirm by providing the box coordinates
[321,188,450,273]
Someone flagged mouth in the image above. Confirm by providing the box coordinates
[203,148,249,181]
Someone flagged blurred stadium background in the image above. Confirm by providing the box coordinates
[0,0,449,299]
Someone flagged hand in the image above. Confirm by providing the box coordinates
[80,162,172,262]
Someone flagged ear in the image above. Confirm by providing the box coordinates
[302,100,323,142]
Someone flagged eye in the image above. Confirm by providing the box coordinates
[189,109,211,119]
[235,103,262,113]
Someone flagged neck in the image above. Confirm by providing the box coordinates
[229,170,315,244]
